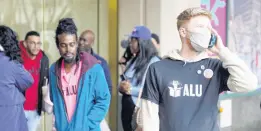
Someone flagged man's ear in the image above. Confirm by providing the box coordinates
[179,27,187,38]
[23,41,27,48]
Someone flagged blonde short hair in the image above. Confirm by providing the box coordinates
[177,7,212,29]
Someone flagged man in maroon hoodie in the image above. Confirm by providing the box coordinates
[20,31,49,131]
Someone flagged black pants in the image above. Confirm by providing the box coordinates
[121,95,135,131]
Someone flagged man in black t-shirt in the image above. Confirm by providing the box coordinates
[140,7,258,131]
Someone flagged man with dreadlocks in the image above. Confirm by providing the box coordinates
[49,18,111,131]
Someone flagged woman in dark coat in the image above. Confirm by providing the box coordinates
[0,25,34,131]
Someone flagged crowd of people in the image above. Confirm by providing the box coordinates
[0,7,258,131]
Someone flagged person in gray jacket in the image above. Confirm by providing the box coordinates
[0,25,34,131]
[140,7,258,131]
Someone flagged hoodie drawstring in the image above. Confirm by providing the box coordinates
[183,61,187,66]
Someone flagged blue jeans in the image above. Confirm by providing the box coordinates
[24,110,41,131]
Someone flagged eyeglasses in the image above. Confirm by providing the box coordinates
[27,41,42,46]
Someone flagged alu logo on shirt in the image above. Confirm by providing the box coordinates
[168,80,202,98]
[62,85,77,96]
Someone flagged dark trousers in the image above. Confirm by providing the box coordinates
[121,95,135,131]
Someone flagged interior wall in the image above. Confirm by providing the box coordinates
[99,0,109,61]
[118,0,142,60]
[145,0,160,36]
[0,0,43,41]
[118,0,201,57]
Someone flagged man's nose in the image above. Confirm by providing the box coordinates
[66,48,74,54]
[32,43,37,48]
[79,41,84,46]
[64,47,69,53]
